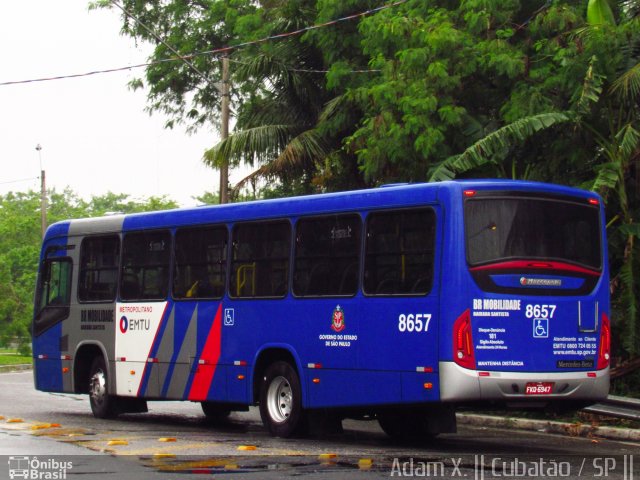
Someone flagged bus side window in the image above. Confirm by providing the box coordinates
[33,257,72,336]
[363,208,435,296]
[230,221,290,298]
[39,259,72,308]
[293,214,361,297]
[173,226,227,300]
[120,231,171,301]
[78,235,120,302]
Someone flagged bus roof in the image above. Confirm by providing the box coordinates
[44,180,600,239]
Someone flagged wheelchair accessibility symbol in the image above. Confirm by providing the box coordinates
[533,318,549,338]
[224,308,235,326]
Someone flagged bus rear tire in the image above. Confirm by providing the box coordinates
[259,361,306,438]
[378,408,444,441]
[201,402,231,420]
[89,356,118,419]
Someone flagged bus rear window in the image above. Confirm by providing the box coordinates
[465,197,601,270]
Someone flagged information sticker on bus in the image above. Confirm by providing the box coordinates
[525,382,554,395]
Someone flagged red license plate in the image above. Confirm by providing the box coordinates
[525,382,554,395]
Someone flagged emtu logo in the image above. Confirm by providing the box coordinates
[119,316,129,334]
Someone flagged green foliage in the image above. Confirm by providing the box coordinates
[612,63,640,102]
[93,0,263,131]
[0,351,32,365]
[193,191,220,205]
[429,113,572,181]
[616,236,639,355]
[612,369,640,396]
[587,0,616,25]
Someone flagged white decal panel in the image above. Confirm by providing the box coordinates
[115,302,167,396]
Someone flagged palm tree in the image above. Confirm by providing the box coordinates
[427,112,572,181]
[586,0,640,357]
[202,5,335,195]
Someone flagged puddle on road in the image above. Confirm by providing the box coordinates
[140,454,453,475]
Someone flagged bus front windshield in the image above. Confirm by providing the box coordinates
[464,196,601,270]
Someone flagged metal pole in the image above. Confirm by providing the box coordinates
[219,56,230,204]
[40,170,47,238]
[36,144,47,238]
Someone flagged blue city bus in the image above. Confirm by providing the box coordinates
[32,180,610,438]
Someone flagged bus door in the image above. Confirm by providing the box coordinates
[33,241,73,392]
[357,207,441,404]
[464,193,608,376]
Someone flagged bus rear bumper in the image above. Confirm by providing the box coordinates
[439,361,609,403]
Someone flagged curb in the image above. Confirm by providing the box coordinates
[0,364,32,374]
[458,413,640,442]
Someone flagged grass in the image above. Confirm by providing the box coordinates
[0,349,32,366]
[466,408,640,430]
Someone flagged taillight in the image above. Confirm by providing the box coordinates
[597,312,611,370]
[453,309,475,369]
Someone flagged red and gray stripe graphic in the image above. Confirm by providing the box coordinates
[188,304,223,401]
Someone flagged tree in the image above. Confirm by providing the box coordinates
[90,0,267,201]
[423,1,640,357]
[0,191,47,353]
[95,0,640,361]
[91,0,260,130]
[584,2,640,357]
[0,189,178,354]
[202,1,333,194]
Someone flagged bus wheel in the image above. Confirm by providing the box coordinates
[259,361,306,438]
[201,402,231,420]
[89,356,118,418]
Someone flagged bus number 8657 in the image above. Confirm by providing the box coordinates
[398,313,432,333]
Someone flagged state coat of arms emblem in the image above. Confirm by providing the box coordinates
[331,305,345,332]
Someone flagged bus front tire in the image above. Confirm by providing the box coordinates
[89,356,118,418]
[259,361,306,438]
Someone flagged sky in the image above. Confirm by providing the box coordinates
[0,1,240,207]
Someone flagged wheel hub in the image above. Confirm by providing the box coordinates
[267,375,293,423]
[90,369,107,406]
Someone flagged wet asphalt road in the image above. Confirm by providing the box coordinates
[0,371,638,479]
